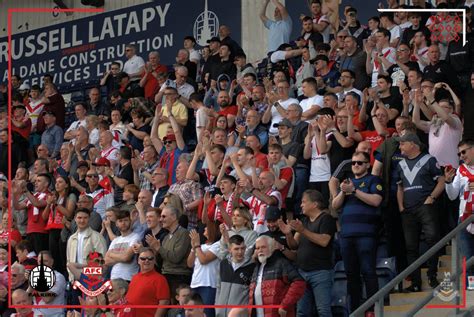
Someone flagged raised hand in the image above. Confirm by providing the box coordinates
[277,219,292,235]
[189,229,201,248]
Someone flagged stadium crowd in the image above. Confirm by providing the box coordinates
[0,0,474,316]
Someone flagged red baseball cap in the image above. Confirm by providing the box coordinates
[92,157,111,167]
[163,134,176,142]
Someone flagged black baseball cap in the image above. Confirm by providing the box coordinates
[265,206,282,221]
[207,37,221,44]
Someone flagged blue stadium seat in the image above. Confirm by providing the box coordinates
[334,260,346,281]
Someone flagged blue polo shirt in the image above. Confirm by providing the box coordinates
[340,174,383,238]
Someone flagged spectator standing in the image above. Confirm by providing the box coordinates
[281,189,336,317]
[215,234,255,317]
[396,133,444,291]
[126,247,170,317]
[249,235,306,317]
[105,209,141,281]
[260,0,293,52]
[332,151,383,312]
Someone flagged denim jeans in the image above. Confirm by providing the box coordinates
[293,167,309,217]
[401,204,440,286]
[192,286,216,317]
[340,236,379,312]
[297,269,333,317]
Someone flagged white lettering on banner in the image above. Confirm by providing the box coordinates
[5,34,172,85]
[1,3,172,63]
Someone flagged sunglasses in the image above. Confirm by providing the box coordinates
[352,161,368,166]
[86,174,99,178]
[458,147,472,157]
[164,141,174,145]
[139,256,155,261]
[93,259,105,265]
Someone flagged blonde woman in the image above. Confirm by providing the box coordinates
[218,206,257,260]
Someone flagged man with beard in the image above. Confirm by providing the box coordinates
[105,209,141,281]
[249,235,305,317]
[214,90,237,129]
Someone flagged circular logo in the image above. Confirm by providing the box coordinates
[29,264,55,292]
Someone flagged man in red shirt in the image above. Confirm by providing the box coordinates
[139,51,168,100]
[12,174,50,253]
[126,247,170,317]
[11,105,32,141]
[348,105,395,163]
[216,90,238,129]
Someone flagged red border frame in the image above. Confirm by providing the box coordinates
[7,6,281,312]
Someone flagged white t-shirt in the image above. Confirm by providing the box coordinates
[255,263,265,317]
[108,232,141,281]
[189,48,201,63]
[196,107,209,142]
[76,231,85,264]
[309,134,331,182]
[177,82,195,99]
[35,271,66,317]
[269,97,299,135]
[336,88,363,102]
[123,55,145,77]
[190,242,220,288]
[66,119,86,133]
[388,24,401,43]
[371,47,396,87]
[300,95,323,122]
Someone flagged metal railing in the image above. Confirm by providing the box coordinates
[351,214,474,317]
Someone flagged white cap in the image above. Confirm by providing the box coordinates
[19,83,30,90]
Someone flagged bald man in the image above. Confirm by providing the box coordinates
[98,131,118,165]
[12,289,37,317]
[244,170,283,234]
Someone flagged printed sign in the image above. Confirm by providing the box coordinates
[0,0,241,90]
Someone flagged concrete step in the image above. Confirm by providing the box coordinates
[384,285,473,317]
[440,255,453,268]
[383,305,460,317]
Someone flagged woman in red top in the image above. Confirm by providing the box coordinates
[42,175,76,275]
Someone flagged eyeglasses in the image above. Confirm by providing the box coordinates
[86,174,99,178]
[352,161,368,166]
[458,147,472,157]
[139,256,155,261]
[93,259,105,265]
[164,141,174,145]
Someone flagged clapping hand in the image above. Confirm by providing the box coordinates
[189,229,201,248]
[289,219,305,233]
[145,234,161,251]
